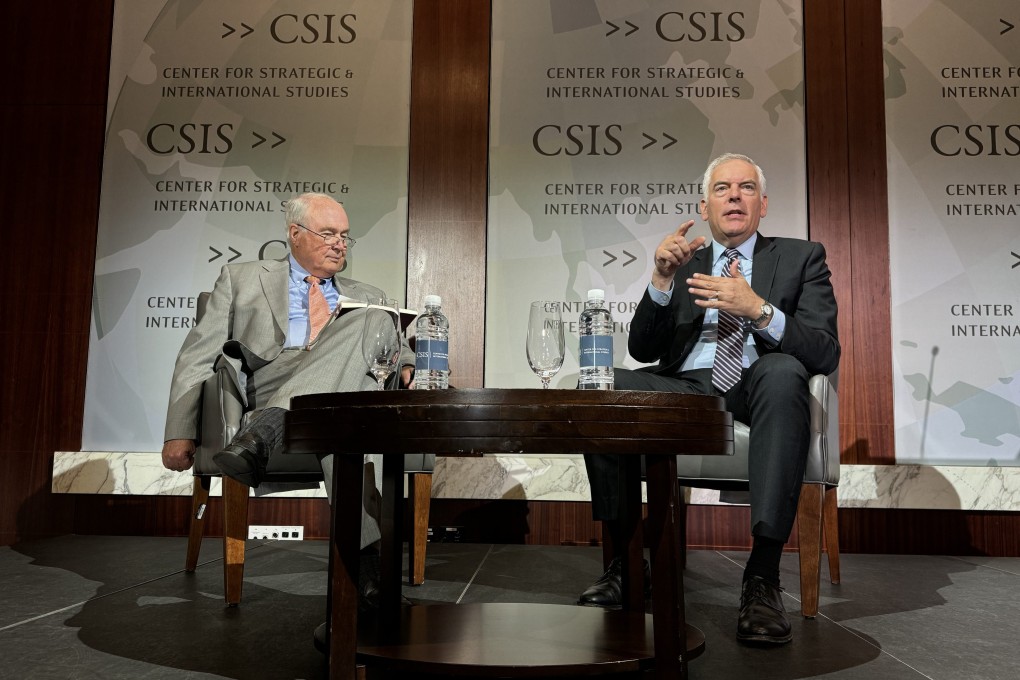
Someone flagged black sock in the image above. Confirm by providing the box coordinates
[743,535,783,586]
[241,407,286,456]
[605,518,645,563]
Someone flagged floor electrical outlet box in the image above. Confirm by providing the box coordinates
[247,525,304,540]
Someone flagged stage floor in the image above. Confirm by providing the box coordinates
[1,535,1016,679]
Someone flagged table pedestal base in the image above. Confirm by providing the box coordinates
[357,603,705,677]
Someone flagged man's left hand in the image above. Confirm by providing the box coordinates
[687,260,763,320]
[401,365,414,387]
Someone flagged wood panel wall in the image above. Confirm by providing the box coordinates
[3,0,1018,555]
[0,1,113,546]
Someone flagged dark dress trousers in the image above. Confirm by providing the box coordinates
[585,234,840,542]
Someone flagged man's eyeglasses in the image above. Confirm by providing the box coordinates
[295,223,356,248]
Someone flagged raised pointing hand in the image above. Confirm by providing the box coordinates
[653,220,706,289]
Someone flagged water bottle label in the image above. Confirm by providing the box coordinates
[415,338,449,372]
[579,335,612,368]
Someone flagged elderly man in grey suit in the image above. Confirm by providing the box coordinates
[579,154,840,646]
[161,192,413,550]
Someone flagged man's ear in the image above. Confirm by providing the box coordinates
[699,199,708,221]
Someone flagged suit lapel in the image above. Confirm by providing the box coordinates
[260,259,290,334]
[750,234,777,300]
[683,247,713,319]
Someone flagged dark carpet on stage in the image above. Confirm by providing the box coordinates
[1,535,1016,679]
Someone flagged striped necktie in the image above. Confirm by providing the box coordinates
[305,276,331,345]
[711,249,746,393]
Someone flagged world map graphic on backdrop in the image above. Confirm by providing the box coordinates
[883,0,1020,465]
[486,0,808,388]
[83,0,412,451]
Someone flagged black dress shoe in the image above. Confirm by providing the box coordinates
[577,556,651,609]
[313,621,328,654]
[313,594,414,655]
[212,431,269,487]
[736,575,792,645]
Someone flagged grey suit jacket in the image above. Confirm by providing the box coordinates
[164,257,399,441]
[629,234,840,377]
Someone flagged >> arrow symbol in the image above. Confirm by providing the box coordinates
[641,132,656,150]
[622,250,637,267]
[624,21,639,36]
[240,23,254,38]
[1000,19,1014,35]
[228,247,243,263]
[271,132,286,148]
[661,133,677,150]
[606,21,620,37]
[603,250,618,267]
[221,23,235,39]
[252,132,266,149]
[208,246,222,262]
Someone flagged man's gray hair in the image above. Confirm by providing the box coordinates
[284,192,334,234]
[701,153,767,202]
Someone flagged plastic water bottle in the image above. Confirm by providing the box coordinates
[414,295,450,389]
[577,289,614,390]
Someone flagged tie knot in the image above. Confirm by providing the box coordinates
[305,275,325,286]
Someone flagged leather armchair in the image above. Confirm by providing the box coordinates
[184,292,434,605]
[674,372,841,617]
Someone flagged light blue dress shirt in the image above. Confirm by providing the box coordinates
[645,233,786,372]
[286,255,341,348]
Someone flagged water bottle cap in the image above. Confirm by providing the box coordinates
[424,294,442,306]
[586,289,605,301]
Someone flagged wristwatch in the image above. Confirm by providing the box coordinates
[751,302,773,330]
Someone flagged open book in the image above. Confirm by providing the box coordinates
[335,301,418,331]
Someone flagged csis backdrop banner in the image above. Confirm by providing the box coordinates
[883,1,1020,465]
[83,0,412,451]
[487,0,808,388]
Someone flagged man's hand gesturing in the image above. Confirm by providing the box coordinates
[653,220,706,291]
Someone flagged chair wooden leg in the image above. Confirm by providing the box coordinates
[678,487,688,570]
[186,476,211,572]
[796,483,823,618]
[823,485,841,585]
[222,476,250,606]
[408,472,432,586]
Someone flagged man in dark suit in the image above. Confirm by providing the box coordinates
[579,154,840,645]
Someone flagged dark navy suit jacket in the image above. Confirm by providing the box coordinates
[628,234,841,378]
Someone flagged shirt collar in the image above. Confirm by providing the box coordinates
[289,255,332,287]
[712,232,758,262]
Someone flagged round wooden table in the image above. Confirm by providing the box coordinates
[286,388,733,679]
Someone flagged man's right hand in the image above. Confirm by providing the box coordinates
[652,220,706,290]
[162,439,197,472]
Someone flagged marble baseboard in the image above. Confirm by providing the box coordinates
[51,451,1020,511]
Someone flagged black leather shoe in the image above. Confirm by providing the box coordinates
[313,621,328,654]
[736,576,792,645]
[313,590,414,655]
[357,550,414,612]
[212,431,269,487]
[577,556,651,609]
[358,550,382,614]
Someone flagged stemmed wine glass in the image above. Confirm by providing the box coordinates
[362,299,401,390]
[526,301,565,389]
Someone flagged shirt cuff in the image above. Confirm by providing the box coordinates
[647,281,673,306]
[752,307,786,345]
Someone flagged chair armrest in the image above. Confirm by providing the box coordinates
[193,356,245,476]
[805,371,840,486]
